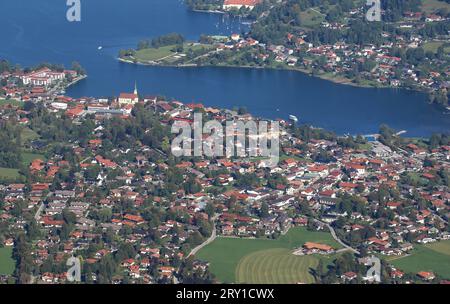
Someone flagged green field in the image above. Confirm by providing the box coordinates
[0,99,22,107]
[134,43,213,64]
[0,247,15,276]
[299,8,325,28]
[390,240,450,279]
[423,41,450,54]
[421,0,450,14]
[135,45,176,62]
[236,248,333,284]
[0,167,21,180]
[195,227,341,283]
[21,128,39,145]
[21,151,46,166]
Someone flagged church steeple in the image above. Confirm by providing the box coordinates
[134,81,138,96]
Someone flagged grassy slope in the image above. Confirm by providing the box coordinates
[300,8,325,28]
[21,152,46,166]
[421,0,450,14]
[21,127,39,144]
[195,227,341,283]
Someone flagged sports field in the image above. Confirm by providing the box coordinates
[0,247,15,276]
[390,240,450,279]
[195,227,341,283]
[236,248,331,284]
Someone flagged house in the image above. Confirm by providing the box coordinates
[222,225,234,235]
[341,271,358,281]
[417,271,435,281]
[4,238,14,246]
[303,242,334,254]
[159,266,175,278]
[390,269,404,279]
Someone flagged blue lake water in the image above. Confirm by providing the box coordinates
[0,0,449,136]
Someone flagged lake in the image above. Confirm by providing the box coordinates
[0,0,448,136]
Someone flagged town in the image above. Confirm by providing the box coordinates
[0,59,449,284]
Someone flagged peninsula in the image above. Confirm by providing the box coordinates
[120,0,450,108]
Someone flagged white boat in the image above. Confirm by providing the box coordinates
[98,46,103,50]
[289,115,298,123]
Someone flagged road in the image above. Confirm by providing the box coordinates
[187,214,219,258]
[312,219,360,255]
[34,202,45,221]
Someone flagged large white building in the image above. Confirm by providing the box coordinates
[223,0,261,10]
[21,67,66,86]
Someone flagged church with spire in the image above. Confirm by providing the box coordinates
[118,81,139,105]
[134,81,138,95]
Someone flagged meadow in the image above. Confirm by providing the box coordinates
[0,99,23,107]
[134,43,213,64]
[0,167,21,181]
[421,0,450,14]
[0,247,15,276]
[390,240,450,279]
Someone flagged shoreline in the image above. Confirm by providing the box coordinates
[118,56,448,112]
[47,74,87,96]
[66,74,87,89]
[118,57,398,91]
[192,9,225,14]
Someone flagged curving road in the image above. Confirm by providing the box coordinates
[312,218,360,255]
[187,214,219,258]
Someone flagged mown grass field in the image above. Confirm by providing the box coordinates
[0,247,15,276]
[236,248,334,284]
[390,240,450,279]
[195,227,341,283]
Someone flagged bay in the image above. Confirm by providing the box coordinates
[0,0,448,136]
